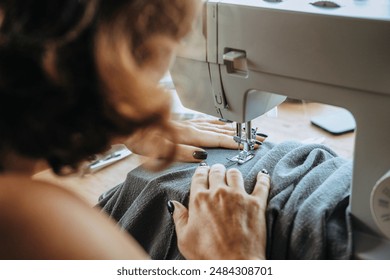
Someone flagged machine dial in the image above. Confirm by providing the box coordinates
[370,171,390,240]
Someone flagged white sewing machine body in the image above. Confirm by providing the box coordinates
[170,0,390,259]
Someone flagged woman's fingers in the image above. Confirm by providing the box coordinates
[170,200,189,236]
[252,170,271,207]
[190,165,210,192]
[226,168,245,190]
[189,124,235,135]
[172,134,265,162]
[189,164,210,209]
[174,144,208,162]
[208,164,227,190]
[175,119,268,149]
[182,118,231,126]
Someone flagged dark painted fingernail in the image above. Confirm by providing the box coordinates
[256,132,268,138]
[261,169,269,175]
[167,200,175,215]
[255,140,263,145]
[193,150,208,160]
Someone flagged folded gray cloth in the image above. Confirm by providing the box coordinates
[97,141,353,259]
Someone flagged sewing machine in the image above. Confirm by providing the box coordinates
[170,0,390,259]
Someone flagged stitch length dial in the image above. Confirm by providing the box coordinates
[370,171,390,240]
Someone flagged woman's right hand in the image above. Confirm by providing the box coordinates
[169,164,270,260]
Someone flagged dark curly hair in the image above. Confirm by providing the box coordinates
[0,0,197,174]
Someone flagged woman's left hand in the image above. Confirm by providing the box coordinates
[124,118,267,162]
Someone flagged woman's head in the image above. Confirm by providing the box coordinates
[0,0,199,174]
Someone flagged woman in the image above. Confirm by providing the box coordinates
[0,0,270,259]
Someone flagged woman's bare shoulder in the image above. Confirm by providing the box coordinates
[0,175,81,205]
[0,175,148,260]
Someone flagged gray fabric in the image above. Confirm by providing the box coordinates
[97,141,353,259]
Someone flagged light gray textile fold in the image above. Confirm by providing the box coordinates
[97,141,353,259]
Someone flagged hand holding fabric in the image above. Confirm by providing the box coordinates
[170,164,270,260]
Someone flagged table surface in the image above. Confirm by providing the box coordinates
[33,99,355,206]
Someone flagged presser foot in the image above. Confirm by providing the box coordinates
[228,121,257,165]
[228,152,255,165]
